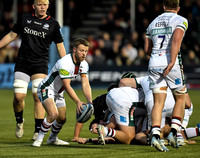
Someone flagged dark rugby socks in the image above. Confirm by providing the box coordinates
[15,111,23,123]
[34,119,44,133]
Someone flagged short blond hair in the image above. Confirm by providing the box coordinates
[34,0,49,4]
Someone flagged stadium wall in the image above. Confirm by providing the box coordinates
[0,64,200,89]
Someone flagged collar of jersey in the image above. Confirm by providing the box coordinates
[32,13,51,20]
[71,53,80,66]
[164,11,176,14]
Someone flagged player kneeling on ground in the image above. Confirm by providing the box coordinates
[97,85,145,145]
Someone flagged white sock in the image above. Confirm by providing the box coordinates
[37,118,53,140]
[171,117,182,131]
[184,128,199,138]
[177,132,183,138]
[151,126,161,137]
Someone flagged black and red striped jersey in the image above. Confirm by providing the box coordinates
[12,13,63,66]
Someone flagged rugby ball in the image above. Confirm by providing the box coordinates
[76,103,94,123]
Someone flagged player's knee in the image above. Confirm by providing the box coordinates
[125,137,133,145]
[32,78,43,93]
[14,94,23,102]
[13,92,26,105]
[173,86,187,95]
[32,92,40,103]
[152,87,167,93]
[57,117,66,124]
[48,112,59,122]
[13,79,28,94]
[125,134,135,144]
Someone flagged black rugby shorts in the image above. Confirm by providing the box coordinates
[14,62,48,77]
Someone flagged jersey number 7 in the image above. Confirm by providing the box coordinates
[158,35,165,49]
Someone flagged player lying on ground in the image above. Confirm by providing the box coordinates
[119,72,196,146]
[96,73,194,145]
[72,83,118,142]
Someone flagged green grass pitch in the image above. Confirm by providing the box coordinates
[0,89,200,158]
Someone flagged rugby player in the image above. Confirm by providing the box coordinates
[79,72,194,146]
[32,38,92,147]
[72,83,118,143]
[144,0,188,151]
[97,85,145,145]
[0,0,66,140]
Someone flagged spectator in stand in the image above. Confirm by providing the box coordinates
[106,33,124,66]
[120,41,138,66]
[179,0,192,19]
[130,31,140,49]
[107,40,120,66]
[113,19,124,35]
[101,11,115,32]
[110,5,120,20]
[64,0,81,34]
[116,0,130,22]
[135,2,147,36]
[192,0,200,22]
[134,48,149,66]
[0,11,14,37]
[102,32,112,53]
[0,36,21,63]
[184,50,199,66]
[93,48,106,66]
[86,35,98,65]
[97,38,106,53]
[99,17,110,32]
[17,0,33,17]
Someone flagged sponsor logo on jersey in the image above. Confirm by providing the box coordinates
[34,21,42,25]
[27,20,32,24]
[43,23,49,30]
[24,27,47,38]
[151,27,172,36]
[59,69,70,76]
[42,89,46,97]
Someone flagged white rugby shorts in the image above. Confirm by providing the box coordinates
[37,86,66,108]
[106,88,139,127]
[148,65,185,90]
